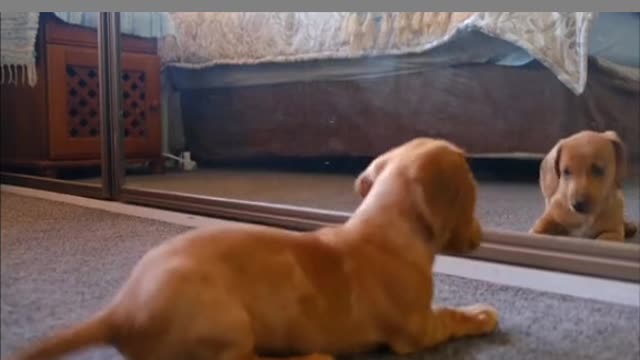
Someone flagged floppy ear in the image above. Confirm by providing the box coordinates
[442,171,482,253]
[354,157,390,199]
[602,131,626,187]
[354,172,373,198]
[539,141,562,200]
[553,144,563,179]
[416,148,481,253]
[356,138,437,198]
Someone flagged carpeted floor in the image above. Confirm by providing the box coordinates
[1,192,639,360]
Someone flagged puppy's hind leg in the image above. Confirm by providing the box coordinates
[169,299,257,360]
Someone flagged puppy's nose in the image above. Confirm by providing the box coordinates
[571,200,590,214]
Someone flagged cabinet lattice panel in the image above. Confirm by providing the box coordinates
[65,65,149,139]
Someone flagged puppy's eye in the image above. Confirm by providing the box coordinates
[591,164,605,178]
[562,168,571,177]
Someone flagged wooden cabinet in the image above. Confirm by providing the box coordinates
[0,13,163,177]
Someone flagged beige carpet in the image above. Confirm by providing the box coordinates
[1,191,639,360]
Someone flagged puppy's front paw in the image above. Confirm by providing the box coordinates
[596,230,625,242]
[303,354,335,360]
[461,304,499,334]
[531,215,568,237]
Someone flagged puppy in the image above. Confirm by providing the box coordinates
[531,130,637,241]
[8,138,497,360]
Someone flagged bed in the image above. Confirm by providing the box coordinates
[2,12,638,172]
[158,12,640,163]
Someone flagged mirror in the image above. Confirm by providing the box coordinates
[115,12,639,245]
[1,12,105,191]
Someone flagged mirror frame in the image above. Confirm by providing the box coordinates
[119,187,640,282]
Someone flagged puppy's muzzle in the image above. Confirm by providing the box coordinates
[571,200,591,214]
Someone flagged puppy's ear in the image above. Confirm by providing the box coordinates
[553,144,563,179]
[539,141,562,199]
[602,131,626,187]
[354,172,373,198]
[356,138,434,198]
[412,146,476,251]
[354,157,389,199]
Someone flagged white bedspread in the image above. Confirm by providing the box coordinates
[160,12,595,94]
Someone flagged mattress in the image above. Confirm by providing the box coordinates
[161,12,595,95]
[166,30,526,90]
[166,13,640,91]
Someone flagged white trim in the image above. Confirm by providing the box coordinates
[3,184,639,307]
[434,256,639,307]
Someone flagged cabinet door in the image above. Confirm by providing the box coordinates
[119,51,162,158]
[48,44,102,160]
[47,44,161,160]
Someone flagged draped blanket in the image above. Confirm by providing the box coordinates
[1,12,173,87]
[160,12,595,94]
[0,12,39,87]
[2,12,596,94]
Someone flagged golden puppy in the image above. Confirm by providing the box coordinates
[531,130,637,241]
[8,138,497,360]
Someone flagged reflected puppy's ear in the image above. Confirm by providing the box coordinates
[602,131,626,187]
[539,139,563,199]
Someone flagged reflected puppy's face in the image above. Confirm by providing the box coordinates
[355,138,483,253]
[553,131,625,215]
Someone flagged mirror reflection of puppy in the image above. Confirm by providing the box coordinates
[531,130,637,241]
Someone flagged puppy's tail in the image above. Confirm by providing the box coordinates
[7,312,114,360]
[625,221,638,239]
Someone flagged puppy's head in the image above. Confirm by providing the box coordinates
[355,138,482,253]
[551,130,626,215]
